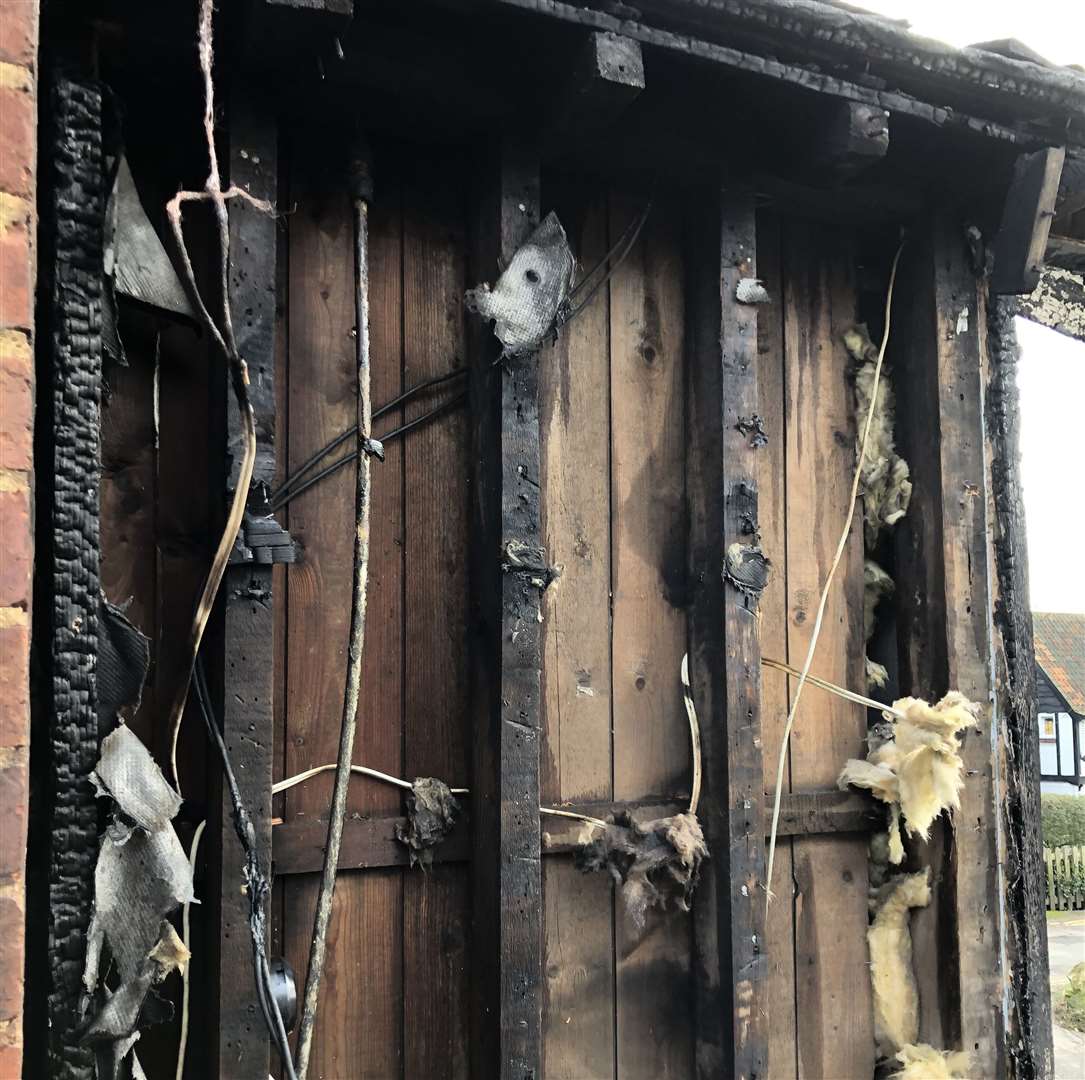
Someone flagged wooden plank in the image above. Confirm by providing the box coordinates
[402,143,472,1080]
[687,187,766,1079]
[609,192,692,1080]
[271,793,871,875]
[765,790,879,837]
[782,221,873,1080]
[214,90,278,1080]
[280,131,377,1079]
[991,145,1066,294]
[348,142,407,1080]
[930,211,1004,1073]
[754,209,798,1080]
[467,138,544,1080]
[538,182,615,1080]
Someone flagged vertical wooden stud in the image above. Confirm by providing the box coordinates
[216,88,277,1080]
[931,212,1004,1074]
[688,188,767,1080]
[468,138,544,1080]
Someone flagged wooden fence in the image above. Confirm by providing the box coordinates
[1045,846,1085,911]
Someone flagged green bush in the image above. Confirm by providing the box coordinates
[1041,795,1085,848]
[1056,963,1085,1034]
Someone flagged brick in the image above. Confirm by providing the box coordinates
[0,331,31,471]
[0,480,30,608]
[0,2,37,69]
[0,750,27,879]
[0,194,32,331]
[0,898,22,1022]
[0,1039,19,1080]
[0,80,34,199]
[0,610,28,749]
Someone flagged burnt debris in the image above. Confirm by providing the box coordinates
[575,811,708,931]
[394,778,462,867]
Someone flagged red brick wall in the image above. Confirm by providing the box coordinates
[0,3,38,1076]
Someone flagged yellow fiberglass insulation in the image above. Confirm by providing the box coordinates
[839,692,978,862]
[843,325,913,546]
[890,1043,972,1078]
[868,869,930,1057]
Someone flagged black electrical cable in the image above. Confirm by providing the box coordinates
[269,391,467,512]
[270,368,467,506]
[560,200,652,325]
[193,656,298,1080]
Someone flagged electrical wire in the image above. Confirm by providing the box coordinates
[559,199,652,325]
[761,657,906,719]
[269,368,467,507]
[269,392,467,512]
[175,819,206,1080]
[193,658,297,1080]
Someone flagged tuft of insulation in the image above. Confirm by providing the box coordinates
[890,1043,972,1078]
[575,811,708,931]
[868,869,930,1057]
[839,692,979,862]
[394,777,460,867]
[843,324,913,546]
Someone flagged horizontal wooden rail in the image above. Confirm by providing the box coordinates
[271,791,881,876]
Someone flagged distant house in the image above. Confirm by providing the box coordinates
[1035,612,1085,792]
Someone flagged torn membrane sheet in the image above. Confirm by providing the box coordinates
[92,724,181,833]
[465,211,575,357]
[83,725,192,1068]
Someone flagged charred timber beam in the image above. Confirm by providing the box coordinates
[984,302,1053,1078]
[493,0,1047,147]
[1053,149,1085,227]
[687,188,767,1080]
[931,211,1005,1072]
[541,30,645,155]
[628,1,1085,123]
[991,146,1065,295]
[214,87,278,1080]
[798,99,890,178]
[41,76,106,1080]
[271,793,874,875]
[468,139,544,1080]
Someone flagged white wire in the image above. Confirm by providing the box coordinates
[176,819,207,1080]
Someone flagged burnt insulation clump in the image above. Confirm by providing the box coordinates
[575,810,708,931]
[394,778,461,867]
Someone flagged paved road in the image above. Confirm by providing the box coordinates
[1048,917,1085,1080]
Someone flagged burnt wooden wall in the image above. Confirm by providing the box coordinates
[756,218,874,1079]
[94,119,1007,1078]
[272,134,474,1078]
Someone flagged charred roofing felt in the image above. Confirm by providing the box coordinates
[1033,611,1085,715]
